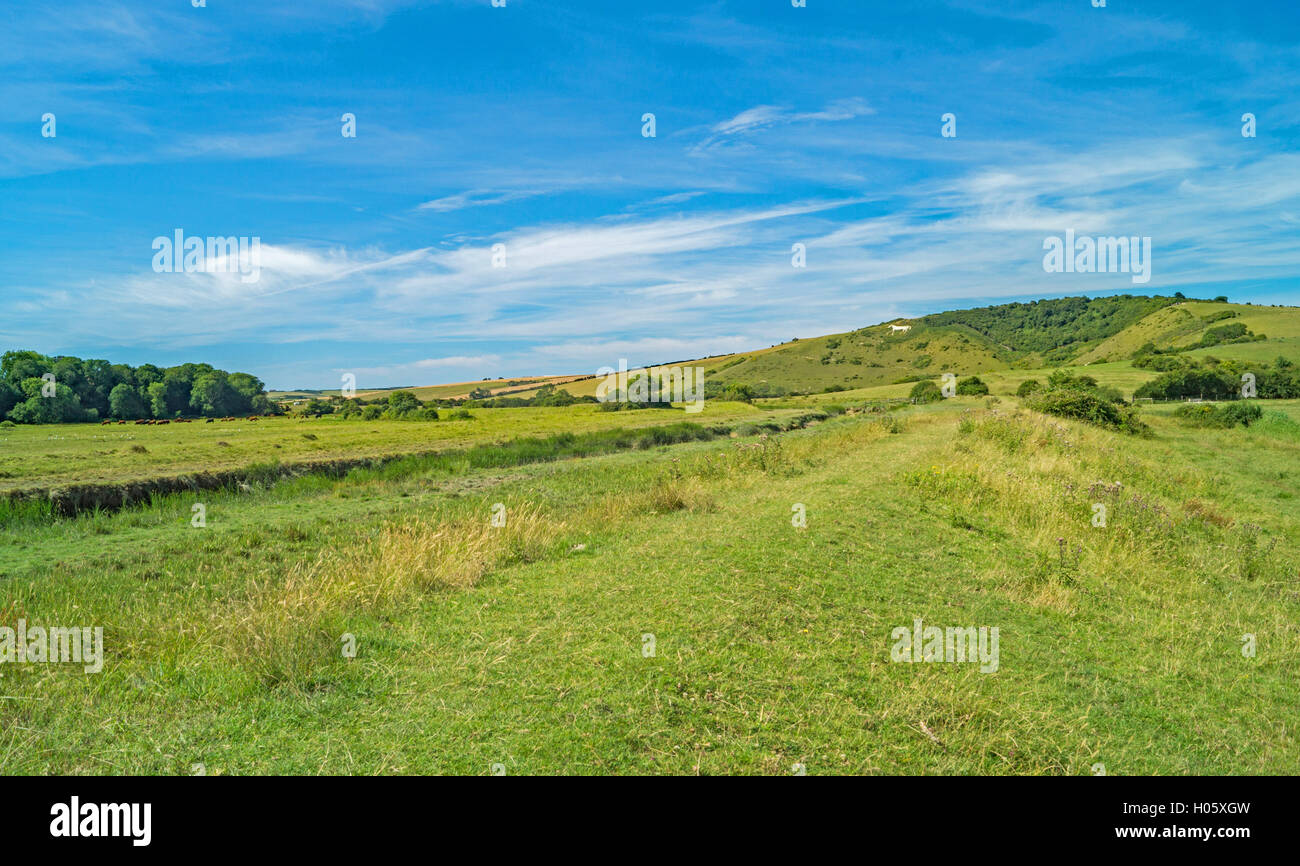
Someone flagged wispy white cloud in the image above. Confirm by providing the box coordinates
[692,98,876,155]
[347,355,503,381]
[28,132,1300,381]
[417,189,543,213]
[5,1,1299,389]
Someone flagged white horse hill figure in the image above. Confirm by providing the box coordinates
[888,323,912,333]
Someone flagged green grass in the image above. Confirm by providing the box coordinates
[0,401,773,494]
[759,360,1160,406]
[6,297,1300,775]
[2,400,1296,774]
[1077,302,1300,363]
[1182,336,1300,366]
[709,322,1008,395]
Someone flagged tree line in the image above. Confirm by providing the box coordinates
[1134,357,1300,401]
[919,295,1178,361]
[0,350,275,424]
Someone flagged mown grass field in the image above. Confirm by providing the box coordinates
[356,375,591,402]
[2,397,1296,774]
[0,401,769,494]
[507,350,791,400]
[270,375,590,404]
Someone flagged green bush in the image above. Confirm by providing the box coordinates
[1134,368,1238,401]
[1174,401,1263,428]
[956,376,989,396]
[386,390,421,414]
[1133,354,1190,372]
[909,380,944,404]
[1027,389,1149,435]
[1047,369,1098,391]
[1016,379,1042,398]
[1173,404,1220,427]
[597,400,676,412]
[720,383,754,403]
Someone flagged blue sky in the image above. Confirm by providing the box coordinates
[2,0,1297,389]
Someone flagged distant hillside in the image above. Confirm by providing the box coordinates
[708,295,1182,395]
[706,321,1007,395]
[439,295,1300,402]
[920,295,1177,362]
[1077,300,1300,364]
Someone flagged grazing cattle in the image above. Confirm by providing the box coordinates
[101,420,112,425]
[248,416,259,421]
[118,420,128,425]
[206,418,214,423]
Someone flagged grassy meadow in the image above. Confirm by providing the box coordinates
[2,395,1297,774]
[0,400,769,494]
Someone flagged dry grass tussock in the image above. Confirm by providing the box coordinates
[227,470,719,686]
[228,503,559,685]
[927,408,1290,610]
